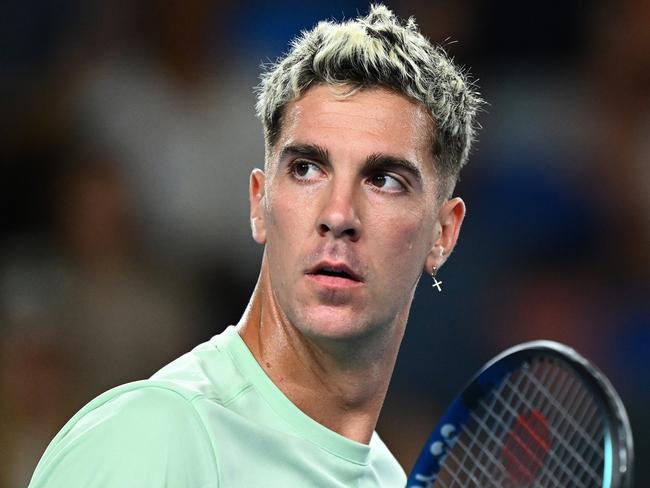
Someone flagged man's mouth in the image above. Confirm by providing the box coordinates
[307,262,363,283]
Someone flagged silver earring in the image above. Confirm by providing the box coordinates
[431,267,443,292]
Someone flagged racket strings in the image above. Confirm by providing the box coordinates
[434,365,537,488]
[502,365,601,487]
[433,358,605,488]
[522,365,604,485]
[442,363,565,487]
[438,385,509,485]
[525,364,598,487]
[497,365,596,487]
[496,363,603,487]
[472,369,556,486]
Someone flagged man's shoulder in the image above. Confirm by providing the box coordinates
[30,381,220,487]
[30,327,256,487]
[72,380,207,430]
[58,375,218,440]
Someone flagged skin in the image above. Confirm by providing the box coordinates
[238,84,465,444]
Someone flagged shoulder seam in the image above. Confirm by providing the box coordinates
[187,394,222,487]
[222,383,254,406]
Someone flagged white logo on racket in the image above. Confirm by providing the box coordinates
[430,423,456,456]
[411,423,458,488]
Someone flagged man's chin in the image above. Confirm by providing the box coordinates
[294,305,380,343]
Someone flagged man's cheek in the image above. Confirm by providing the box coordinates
[266,205,296,240]
[388,223,430,274]
[393,221,426,251]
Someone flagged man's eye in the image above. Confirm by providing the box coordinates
[368,174,405,192]
[290,161,322,180]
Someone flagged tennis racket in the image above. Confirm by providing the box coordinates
[407,341,633,488]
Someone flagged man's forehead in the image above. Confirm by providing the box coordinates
[273,84,435,169]
[285,84,431,130]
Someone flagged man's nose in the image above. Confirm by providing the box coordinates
[316,180,361,241]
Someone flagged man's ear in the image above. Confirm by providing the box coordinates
[424,197,466,273]
[249,168,267,244]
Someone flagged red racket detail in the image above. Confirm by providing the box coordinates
[501,408,552,486]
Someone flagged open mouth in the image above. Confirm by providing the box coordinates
[317,267,355,280]
[307,263,362,283]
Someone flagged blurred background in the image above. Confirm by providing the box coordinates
[0,0,647,486]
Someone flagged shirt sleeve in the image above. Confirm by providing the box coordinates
[29,385,220,488]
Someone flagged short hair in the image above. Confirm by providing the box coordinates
[255,3,483,197]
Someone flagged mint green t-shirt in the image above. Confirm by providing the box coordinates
[29,326,406,487]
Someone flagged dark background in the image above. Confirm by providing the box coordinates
[1,1,648,486]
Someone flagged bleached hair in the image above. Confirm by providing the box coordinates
[255,4,483,196]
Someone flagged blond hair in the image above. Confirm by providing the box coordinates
[255,3,483,196]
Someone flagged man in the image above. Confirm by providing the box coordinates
[30,4,481,487]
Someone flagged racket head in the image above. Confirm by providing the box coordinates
[407,341,634,488]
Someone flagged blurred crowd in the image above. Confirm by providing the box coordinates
[1,1,648,486]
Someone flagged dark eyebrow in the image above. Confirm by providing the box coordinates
[279,143,330,164]
[278,144,423,186]
[364,153,423,186]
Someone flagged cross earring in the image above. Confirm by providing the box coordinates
[431,267,443,292]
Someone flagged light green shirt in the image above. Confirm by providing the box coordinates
[30,326,406,487]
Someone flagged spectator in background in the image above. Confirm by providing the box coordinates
[73,0,264,283]
[0,145,199,487]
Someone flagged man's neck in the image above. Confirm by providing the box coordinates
[237,271,407,444]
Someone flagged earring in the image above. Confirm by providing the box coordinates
[431,267,443,292]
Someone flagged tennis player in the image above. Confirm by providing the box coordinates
[30,4,481,487]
